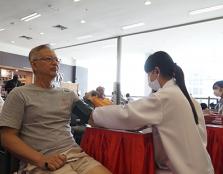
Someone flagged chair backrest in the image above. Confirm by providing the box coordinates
[0,147,11,174]
[0,146,19,174]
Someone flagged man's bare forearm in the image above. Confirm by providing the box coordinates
[1,127,43,166]
[1,127,67,170]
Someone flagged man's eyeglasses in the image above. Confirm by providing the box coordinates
[32,57,61,63]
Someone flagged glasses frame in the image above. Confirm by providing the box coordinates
[32,57,61,63]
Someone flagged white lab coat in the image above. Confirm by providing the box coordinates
[93,79,214,174]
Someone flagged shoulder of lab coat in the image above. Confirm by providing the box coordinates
[93,91,164,130]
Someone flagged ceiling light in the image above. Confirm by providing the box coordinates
[24,14,41,22]
[189,4,223,15]
[40,32,45,35]
[11,41,15,44]
[73,0,80,2]
[144,0,151,5]
[77,35,93,40]
[21,13,38,21]
[0,28,5,32]
[20,13,41,22]
[80,20,86,24]
[122,22,145,30]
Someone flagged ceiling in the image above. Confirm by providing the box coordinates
[1,0,223,64]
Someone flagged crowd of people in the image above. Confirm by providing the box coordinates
[0,44,221,174]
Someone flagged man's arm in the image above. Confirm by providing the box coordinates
[1,127,67,171]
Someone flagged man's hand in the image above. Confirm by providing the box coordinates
[37,154,67,171]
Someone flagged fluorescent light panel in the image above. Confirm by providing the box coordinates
[21,13,38,21]
[190,4,223,15]
[77,35,92,40]
[0,28,5,32]
[20,13,41,22]
[122,22,145,30]
[24,14,41,22]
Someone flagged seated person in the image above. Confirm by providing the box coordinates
[83,90,98,108]
[0,44,111,174]
[213,80,223,114]
[89,86,112,107]
[111,91,126,105]
[209,102,216,110]
[125,93,134,103]
[5,74,22,94]
[200,103,210,115]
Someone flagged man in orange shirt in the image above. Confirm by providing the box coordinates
[90,86,112,107]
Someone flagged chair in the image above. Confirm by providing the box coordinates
[70,99,93,145]
[0,145,19,174]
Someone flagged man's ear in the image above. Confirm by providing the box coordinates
[30,62,37,73]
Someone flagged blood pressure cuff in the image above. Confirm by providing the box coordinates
[71,100,93,125]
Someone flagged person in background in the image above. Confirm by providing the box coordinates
[200,103,210,115]
[200,103,208,110]
[83,90,98,108]
[213,80,223,114]
[89,51,213,174]
[0,44,111,174]
[125,93,134,103]
[5,74,22,94]
[89,86,112,107]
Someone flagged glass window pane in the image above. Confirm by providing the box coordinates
[57,39,117,96]
[122,19,223,99]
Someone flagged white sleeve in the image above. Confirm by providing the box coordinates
[93,94,163,130]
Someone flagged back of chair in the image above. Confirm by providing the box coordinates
[0,147,11,174]
[0,146,19,174]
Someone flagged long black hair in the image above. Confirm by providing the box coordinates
[144,51,198,125]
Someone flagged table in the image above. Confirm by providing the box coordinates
[80,127,155,174]
[204,114,223,125]
[206,124,223,174]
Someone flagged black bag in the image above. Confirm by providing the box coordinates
[71,100,93,125]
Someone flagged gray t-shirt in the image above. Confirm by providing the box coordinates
[0,84,79,155]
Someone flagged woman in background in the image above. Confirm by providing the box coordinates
[90,51,213,174]
[213,80,223,114]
